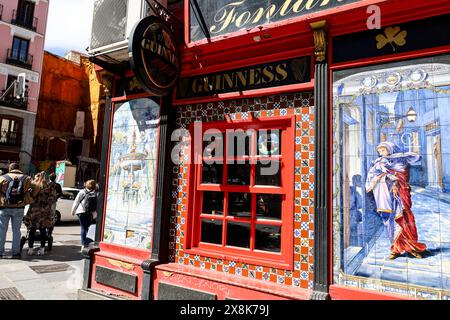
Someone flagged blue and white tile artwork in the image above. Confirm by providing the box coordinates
[103,98,160,250]
[333,55,450,299]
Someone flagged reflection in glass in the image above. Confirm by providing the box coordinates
[227,163,250,185]
[258,130,281,156]
[202,192,224,215]
[255,225,281,252]
[201,219,223,245]
[256,194,282,220]
[228,193,251,217]
[256,161,281,186]
[226,222,250,248]
[202,162,223,184]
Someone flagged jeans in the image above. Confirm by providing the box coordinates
[0,207,25,255]
[77,212,93,246]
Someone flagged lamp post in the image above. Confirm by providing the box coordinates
[378,106,417,127]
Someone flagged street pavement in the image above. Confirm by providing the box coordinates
[0,222,84,300]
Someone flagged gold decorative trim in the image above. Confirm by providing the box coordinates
[310,20,328,62]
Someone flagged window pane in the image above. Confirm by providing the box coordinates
[226,222,250,248]
[227,162,250,185]
[255,161,281,186]
[227,131,250,157]
[202,192,224,215]
[228,192,251,218]
[203,133,223,158]
[256,194,282,220]
[201,219,223,245]
[258,130,281,156]
[255,225,281,252]
[202,162,223,184]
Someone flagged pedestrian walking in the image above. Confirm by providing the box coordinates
[49,173,63,220]
[71,180,97,251]
[23,171,58,256]
[0,163,39,258]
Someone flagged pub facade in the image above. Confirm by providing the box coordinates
[80,0,450,300]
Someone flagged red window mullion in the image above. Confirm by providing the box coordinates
[222,131,229,247]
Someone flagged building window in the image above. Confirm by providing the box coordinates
[0,116,22,147]
[11,36,29,63]
[187,117,294,268]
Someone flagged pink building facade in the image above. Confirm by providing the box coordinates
[0,0,49,172]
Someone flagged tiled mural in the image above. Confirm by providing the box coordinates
[168,92,315,289]
[333,55,450,300]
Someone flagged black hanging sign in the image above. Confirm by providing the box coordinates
[333,14,450,63]
[190,0,361,42]
[176,56,311,100]
[129,15,181,96]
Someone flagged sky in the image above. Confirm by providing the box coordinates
[44,0,94,57]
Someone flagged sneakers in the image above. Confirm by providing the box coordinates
[27,248,34,256]
[37,247,45,256]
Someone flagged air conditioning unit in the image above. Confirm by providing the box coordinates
[88,0,168,64]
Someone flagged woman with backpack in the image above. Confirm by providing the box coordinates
[23,172,58,256]
[71,180,97,251]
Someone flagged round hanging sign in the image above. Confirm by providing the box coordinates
[129,15,180,96]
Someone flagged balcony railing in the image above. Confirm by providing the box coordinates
[0,89,28,111]
[11,9,37,31]
[0,131,22,148]
[6,48,33,70]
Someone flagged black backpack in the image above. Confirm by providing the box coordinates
[82,190,97,213]
[4,175,27,205]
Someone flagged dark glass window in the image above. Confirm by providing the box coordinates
[255,161,281,186]
[227,131,250,157]
[203,133,223,158]
[202,162,223,184]
[201,219,223,245]
[11,36,29,62]
[226,222,250,248]
[255,225,281,252]
[202,192,224,215]
[227,162,251,185]
[228,193,251,218]
[256,194,282,220]
[258,130,281,156]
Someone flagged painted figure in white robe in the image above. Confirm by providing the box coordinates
[365,141,427,259]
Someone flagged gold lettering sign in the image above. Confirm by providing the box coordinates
[191,0,360,42]
[176,56,310,99]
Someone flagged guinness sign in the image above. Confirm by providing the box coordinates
[176,56,311,99]
[129,16,181,96]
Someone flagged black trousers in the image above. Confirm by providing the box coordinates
[28,227,47,248]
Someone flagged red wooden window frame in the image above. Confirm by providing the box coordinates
[184,115,295,269]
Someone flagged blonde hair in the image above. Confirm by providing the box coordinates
[35,171,49,188]
[85,180,96,191]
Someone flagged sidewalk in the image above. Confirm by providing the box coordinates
[0,223,84,300]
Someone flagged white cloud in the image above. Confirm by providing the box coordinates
[44,0,94,55]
